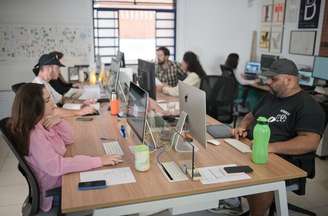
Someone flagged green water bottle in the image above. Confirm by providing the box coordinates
[252,116,270,164]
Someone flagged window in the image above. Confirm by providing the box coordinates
[93,0,176,64]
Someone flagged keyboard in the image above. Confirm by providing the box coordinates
[102,141,124,155]
[244,74,258,80]
[160,161,188,182]
[224,139,252,153]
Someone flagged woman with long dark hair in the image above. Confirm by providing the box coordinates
[160,51,206,96]
[9,83,122,213]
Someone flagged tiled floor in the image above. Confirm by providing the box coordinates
[0,136,327,216]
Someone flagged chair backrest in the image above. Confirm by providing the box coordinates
[280,152,316,195]
[11,82,26,93]
[220,64,235,78]
[200,75,237,123]
[0,118,40,215]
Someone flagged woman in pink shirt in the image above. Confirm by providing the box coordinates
[9,83,122,212]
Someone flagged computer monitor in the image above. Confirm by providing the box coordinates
[178,81,207,148]
[116,51,126,68]
[127,82,149,143]
[245,62,261,74]
[260,54,279,71]
[313,56,328,81]
[138,59,156,100]
[298,70,314,87]
[109,58,120,92]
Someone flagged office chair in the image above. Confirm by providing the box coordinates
[200,75,237,124]
[240,152,317,216]
[274,153,316,216]
[0,118,62,216]
[11,82,26,93]
[220,65,250,125]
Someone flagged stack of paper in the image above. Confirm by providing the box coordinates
[80,167,136,186]
[63,103,100,111]
[198,164,250,185]
[79,85,101,100]
[64,88,83,99]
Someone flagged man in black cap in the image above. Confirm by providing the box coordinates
[32,53,95,117]
[48,51,81,95]
[232,59,325,216]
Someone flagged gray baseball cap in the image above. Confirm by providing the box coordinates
[263,58,299,77]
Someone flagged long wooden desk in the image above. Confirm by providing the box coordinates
[62,92,306,216]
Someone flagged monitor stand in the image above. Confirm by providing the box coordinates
[117,81,127,103]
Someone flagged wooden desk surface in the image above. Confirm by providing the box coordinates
[61,93,306,213]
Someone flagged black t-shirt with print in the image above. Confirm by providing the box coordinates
[248,91,326,142]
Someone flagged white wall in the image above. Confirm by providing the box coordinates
[0,0,93,90]
[176,0,261,75]
[176,0,326,75]
[0,0,326,90]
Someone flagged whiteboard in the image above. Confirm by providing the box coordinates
[289,31,316,56]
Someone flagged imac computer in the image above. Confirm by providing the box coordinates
[313,56,328,81]
[260,54,279,71]
[138,59,156,100]
[127,82,149,144]
[178,81,207,148]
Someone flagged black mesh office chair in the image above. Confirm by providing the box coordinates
[0,118,61,216]
[200,75,237,124]
[11,82,26,93]
[220,65,250,123]
[273,153,316,216]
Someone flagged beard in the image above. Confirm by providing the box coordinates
[270,87,283,98]
[158,60,165,65]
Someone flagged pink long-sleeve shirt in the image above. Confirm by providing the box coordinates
[25,120,102,212]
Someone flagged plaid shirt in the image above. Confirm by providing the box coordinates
[156,60,183,87]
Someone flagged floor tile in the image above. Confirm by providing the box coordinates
[311,205,328,216]
[0,169,26,186]
[0,185,28,206]
[0,204,21,216]
[0,156,18,172]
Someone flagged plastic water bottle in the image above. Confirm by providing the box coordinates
[110,91,120,115]
[252,116,270,164]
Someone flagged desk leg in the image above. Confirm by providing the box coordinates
[274,181,288,216]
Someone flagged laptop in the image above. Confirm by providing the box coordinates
[244,62,261,80]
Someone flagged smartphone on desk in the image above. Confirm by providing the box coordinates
[224,165,253,174]
[78,180,107,190]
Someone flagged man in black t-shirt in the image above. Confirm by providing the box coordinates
[233,59,325,216]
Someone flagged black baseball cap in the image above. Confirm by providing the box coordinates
[48,51,64,60]
[262,58,298,77]
[32,53,65,75]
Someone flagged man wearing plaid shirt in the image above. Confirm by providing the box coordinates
[156,47,185,87]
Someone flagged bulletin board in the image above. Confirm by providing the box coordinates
[0,24,92,61]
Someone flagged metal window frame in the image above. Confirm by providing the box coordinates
[92,0,176,64]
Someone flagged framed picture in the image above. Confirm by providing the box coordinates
[68,67,79,82]
[270,26,284,53]
[298,0,321,29]
[272,0,286,24]
[261,4,273,23]
[289,31,316,56]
